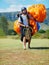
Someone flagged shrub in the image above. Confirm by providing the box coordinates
[38,29,46,33]
[8,29,17,35]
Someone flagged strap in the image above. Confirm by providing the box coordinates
[26,14,30,26]
[19,15,23,24]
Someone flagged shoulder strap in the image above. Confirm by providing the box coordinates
[19,15,23,24]
[27,14,29,20]
[26,14,30,26]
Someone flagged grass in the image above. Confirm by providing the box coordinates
[0,38,49,65]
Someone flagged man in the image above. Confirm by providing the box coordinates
[18,7,36,50]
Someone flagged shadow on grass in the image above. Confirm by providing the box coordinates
[30,47,49,49]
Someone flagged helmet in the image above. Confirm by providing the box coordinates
[21,7,27,11]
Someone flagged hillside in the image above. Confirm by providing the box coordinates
[44,8,49,25]
[0,8,49,31]
[0,11,19,21]
[40,23,49,30]
[0,8,49,23]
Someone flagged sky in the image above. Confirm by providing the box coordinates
[0,0,49,12]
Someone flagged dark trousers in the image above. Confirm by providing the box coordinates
[20,27,26,41]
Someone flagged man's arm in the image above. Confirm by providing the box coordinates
[18,22,26,27]
[18,17,25,27]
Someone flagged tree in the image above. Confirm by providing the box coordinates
[1,16,8,35]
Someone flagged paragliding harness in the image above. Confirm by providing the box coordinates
[19,14,32,42]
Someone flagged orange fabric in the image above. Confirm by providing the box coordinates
[29,19,37,35]
[27,4,46,22]
[14,20,20,34]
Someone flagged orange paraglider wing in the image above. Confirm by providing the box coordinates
[14,20,20,34]
[29,19,38,35]
[27,4,46,22]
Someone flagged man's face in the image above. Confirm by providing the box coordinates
[22,10,27,14]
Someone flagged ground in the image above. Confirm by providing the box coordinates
[0,39,49,65]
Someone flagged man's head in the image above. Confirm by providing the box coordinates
[21,7,27,14]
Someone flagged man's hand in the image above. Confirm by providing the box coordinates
[23,25,29,28]
[26,25,29,28]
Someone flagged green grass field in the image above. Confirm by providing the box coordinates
[0,39,49,65]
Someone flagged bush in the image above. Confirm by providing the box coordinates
[38,29,46,33]
[8,29,17,35]
[32,32,41,38]
[46,30,49,39]
[1,16,8,35]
